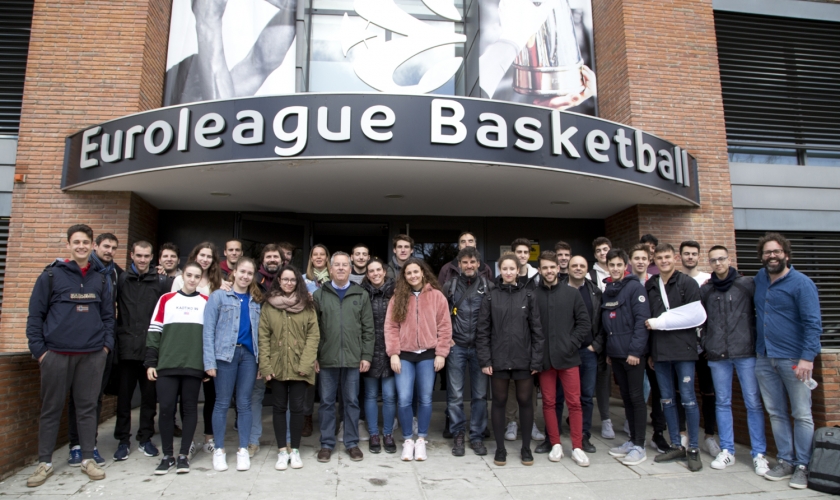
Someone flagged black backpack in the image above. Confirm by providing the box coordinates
[809,426,840,494]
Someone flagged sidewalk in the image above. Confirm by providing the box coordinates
[0,401,829,499]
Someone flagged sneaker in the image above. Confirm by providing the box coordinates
[680,434,689,449]
[764,459,794,481]
[140,441,160,457]
[188,441,197,460]
[414,438,427,461]
[572,448,590,467]
[687,447,702,471]
[654,444,686,463]
[609,440,635,458]
[213,448,228,471]
[358,420,370,441]
[790,465,808,489]
[452,431,465,457]
[753,454,770,476]
[383,434,397,454]
[650,432,669,454]
[531,423,545,441]
[290,449,303,469]
[623,420,630,436]
[504,421,518,441]
[711,450,735,470]
[581,437,596,454]
[369,434,382,454]
[68,446,82,467]
[236,448,250,471]
[26,462,53,487]
[549,443,564,462]
[337,422,344,442]
[92,448,105,465]
[601,419,615,439]
[155,456,176,475]
[275,449,290,471]
[176,455,190,474]
[470,440,487,456]
[534,438,552,454]
[622,446,647,466]
[521,446,534,466]
[703,436,722,458]
[114,443,131,461]
[247,443,260,458]
[401,439,415,461]
[203,438,215,454]
[494,448,507,466]
[81,459,105,480]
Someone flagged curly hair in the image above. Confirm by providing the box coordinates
[390,258,440,323]
[267,265,314,311]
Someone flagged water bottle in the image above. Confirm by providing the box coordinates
[793,365,818,390]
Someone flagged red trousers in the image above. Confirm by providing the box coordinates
[539,367,583,449]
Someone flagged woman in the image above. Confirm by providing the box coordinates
[203,257,262,472]
[476,253,544,467]
[361,257,397,454]
[146,262,208,475]
[303,244,331,291]
[384,258,452,462]
[259,265,319,471]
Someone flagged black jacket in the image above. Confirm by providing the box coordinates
[601,275,649,359]
[476,279,544,372]
[534,281,591,371]
[26,260,116,360]
[700,269,756,361]
[116,266,173,361]
[443,273,493,348]
[645,271,701,362]
[361,278,396,379]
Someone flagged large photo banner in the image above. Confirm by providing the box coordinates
[163,0,298,106]
[478,0,596,116]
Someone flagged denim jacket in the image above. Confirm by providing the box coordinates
[203,289,261,370]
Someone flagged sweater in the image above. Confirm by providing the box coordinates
[384,284,453,358]
[145,291,208,378]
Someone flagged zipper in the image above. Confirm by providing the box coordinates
[415,293,421,350]
[339,289,345,367]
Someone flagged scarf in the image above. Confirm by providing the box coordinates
[220,260,232,276]
[267,293,306,313]
[312,267,330,284]
[89,251,115,295]
[711,266,739,292]
[259,265,279,283]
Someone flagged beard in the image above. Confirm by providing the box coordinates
[762,256,788,274]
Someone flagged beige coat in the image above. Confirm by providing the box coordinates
[258,304,320,385]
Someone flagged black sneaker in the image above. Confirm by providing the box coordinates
[383,434,397,454]
[654,445,686,463]
[470,440,487,456]
[493,448,507,466]
[176,455,190,474]
[651,432,669,454]
[534,438,552,454]
[452,432,466,457]
[687,447,702,472]
[369,434,382,454]
[521,446,534,466]
[582,437,596,454]
[155,456,175,475]
[443,415,453,439]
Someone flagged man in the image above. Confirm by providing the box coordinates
[26,224,114,486]
[349,243,370,284]
[701,245,769,476]
[629,244,652,283]
[253,243,283,293]
[554,241,572,280]
[510,237,539,289]
[588,237,611,292]
[113,241,172,460]
[314,252,375,463]
[443,247,492,457]
[644,243,704,472]
[158,243,181,277]
[640,234,659,275]
[220,239,243,279]
[386,234,414,279]
[754,232,821,489]
[278,241,295,266]
[533,251,591,466]
[438,231,494,284]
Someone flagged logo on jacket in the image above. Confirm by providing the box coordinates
[609,311,616,319]
[76,305,89,312]
[638,296,646,303]
[70,293,96,300]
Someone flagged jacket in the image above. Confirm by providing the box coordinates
[438,258,495,286]
[203,289,261,370]
[26,259,115,360]
[385,256,408,280]
[476,279,544,372]
[361,278,396,378]
[145,291,208,378]
[313,282,375,368]
[700,269,756,361]
[534,280,591,371]
[258,303,320,385]
[384,283,452,358]
[579,278,604,352]
[116,266,172,361]
[588,263,609,292]
[645,271,701,362]
[600,275,649,359]
[443,273,494,348]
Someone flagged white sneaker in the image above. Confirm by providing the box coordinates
[203,438,215,454]
[412,417,419,438]
[401,439,415,461]
[337,422,344,442]
[623,420,630,436]
[601,419,615,439]
[680,434,689,449]
[504,421,518,441]
[711,450,735,470]
[414,438,427,461]
[212,448,227,471]
[187,441,197,460]
[358,420,370,441]
[703,436,722,458]
[549,444,564,462]
[236,448,250,471]
[289,449,303,469]
[275,449,289,471]
[572,448,590,467]
[753,453,770,476]
[531,423,545,441]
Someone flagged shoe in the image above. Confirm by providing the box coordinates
[176,455,190,474]
[203,438,215,454]
[415,438,427,461]
[401,439,415,461]
[572,448,590,467]
[213,448,228,471]
[174,425,182,437]
[302,415,313,437]
[650,432,669,454]
[92,448,105,465]
[236,448,250,471]
[687,447,702,471]
[358,420,370,441]
[140,441,160,457]
[601,419,615,439]
[703,436,722,458]
[81,459,105,480]
[383,434,397,454]
[369,434,382,454]
[412,417,419,437]
[531,422,545,441]
[155,456,176,475]
[248,443,260,458]
[494,448,507,466]
[753,454,770,476]
[114,443,131,461]
[336,422,344,442]
[470,440,487,456]
[452,431,465,457]
[68,446,82,467]
[534,438,552,454]
[347,446,364,461]
[764,459,794,481]
[290,449,303,469]
[521,446,534,466]
[188,441,197,460]
[623,420,630,436]
[443,414,453,439]
[26,462,53,487]
[680,434,689,449]
[504,421,518,441]
[609,440,635,458]
[621,446,646,466]
[483,426,491,438]
[275,449,290,471]
[581,437,596,454]
[711,450,735,470]
[317,448,332,463]
[654,444,686,463]
[549,443,564,462]
[790,465,808,489]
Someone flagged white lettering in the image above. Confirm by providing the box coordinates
[318,106,351,142]
[430,99,467,145]
[80,127,101,169]
[232,110,264,145]
[682,149,691,187]
[634,130,656,173]
[513,117,543,152]
[177,108,190,151]
[477,113,507,148]
[614,128,634,168]
[585,129,610,162]
[273,106,308,156]
[657,149,674,180]
[144,120,174,155]
[674,146,683,185]
[195,113,225,148]
[101,130,123,163]
[124,125,145,160]
[361,105,395,142]
[551,111,580,158]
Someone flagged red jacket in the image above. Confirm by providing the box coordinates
[384,284,452,358]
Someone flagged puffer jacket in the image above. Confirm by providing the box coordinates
[476,279,544,372]
[361,278,396,378]
[601,275,650,359]
[534,280,591,371]
[313,282,374,368]
[384,283,452,358]
[258,303,320,385]
[443,273,494,348]
[700,269,756,361]
[645,271,701,362]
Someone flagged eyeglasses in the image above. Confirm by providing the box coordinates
[709,257,729,265]
[280,278,297,283]
[762,249,784,257]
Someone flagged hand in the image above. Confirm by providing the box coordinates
[794,360,814,382]
[531,369,538,375]
[265,374,273,382]
[256,372,262,380]
[155,264,166,275]
[147,367,157,381]
[298,371,307,377]
[434,355,445,372]
[206,369,217,377]
[360,360,371,373]
[38,352,47,363]
[647,357,655,370]
[644,319,653,330]
[103,347,110,354]
[606,357,612,366]
[482,366,493,376]
[314,360,320,374]
[587,345,595,352]
[626,355,640,366]
[220,280,233,292]
[390,355,402,374]
[532,65,597,110]
[450,340,455,347]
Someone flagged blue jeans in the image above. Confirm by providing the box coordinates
[755,355,814,466]
[395,358,435,440]
[249,378,265,446]
[446,345,488,442]
[556,348,597,438]
[654,360,700,449]
[319,367,361,449]
[212,346,258,450]
[708,357,766,457]
[363,376,396,436]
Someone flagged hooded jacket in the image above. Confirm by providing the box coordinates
[116,266,173,361]
[534,280,591,371]
[313,282,375,368]
[361,278,396,378]
[438,258,494,286]
[700,268,756,361]
[443,273,494,348]
[384,283,452,358]
[645,271,701,362]
[600,275,649,359]
[476,279,544,372]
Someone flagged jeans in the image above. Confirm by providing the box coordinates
[157,375,201,457]
[363,376,396,436]
[395,358,436,440]
[212,346,258,450]
[114,359,157,446]
[541,367,582,449]
[755,355,814,466]
[319,367,361,449]
[446,345,488,442]
[708,357,766,457]
[654,360,700,449]
[612,357,646,447]
[249,378,266,446]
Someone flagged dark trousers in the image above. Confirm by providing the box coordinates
[645,362,667,434]
[270,379,308,449]
[114,359,157,445]
[612,357,646,447]
[68,349,113,447]
[203,378,216,436]
[38,350,107,462]
[697,355,717,435]
[157,375,201,457]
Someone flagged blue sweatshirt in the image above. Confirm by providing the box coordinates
[754,266,822,361]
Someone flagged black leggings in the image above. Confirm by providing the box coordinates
[158,375,202,457]
[270,379,308,449]
[203,378,216,436]
[492,377,534,451]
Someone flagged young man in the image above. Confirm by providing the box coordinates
[386,234,414,280]
[554,241,572,280]
[701,245,769,476]
[754,233,821,489]
[26,224,115,487]
[510,237,539,289]
[534,251,591,466]
[253,243,283,294]
[644,243,704,471]
[438,231,494,284]
[158,243,181,277]
[350,243,370,284]
[589,237,611,292]
[640,234,659,276]
[278,241,295,266]
[220,239,243,279]
[589,237,614,439]
[629,244,652,283]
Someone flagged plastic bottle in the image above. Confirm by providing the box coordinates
[792,365,818,390]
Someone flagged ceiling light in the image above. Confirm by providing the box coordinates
[210,192,231,197]
[550,200,570,205]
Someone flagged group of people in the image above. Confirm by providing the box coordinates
[25,225,822,492]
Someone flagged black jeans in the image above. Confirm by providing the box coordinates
[612,357,646,447]
[68,349,113,447]
[645,362,667,434]
[114,359,157,445]
[157,375,201,457]
[697,354,717,435]
[270,379,308,449]
[203,378,216,436]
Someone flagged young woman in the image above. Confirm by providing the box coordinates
[360,258,397,454]
[384,258,452,462]
[203,257,262,472]
[259,265,320,471]
[303,244,331,291]
[146,262,208,475]
[476,253,544,467]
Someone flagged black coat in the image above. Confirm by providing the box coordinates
[534,281,591,371]
[361,278,396,379]
[645,271,701,362]
[700,271,756,361]
[116,267,173,361]
[443,273,493,348]
[476,280,544,372]
[601,275,650,359]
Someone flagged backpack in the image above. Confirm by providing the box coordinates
[808,426,840,494]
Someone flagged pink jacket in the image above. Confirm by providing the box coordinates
[384,284,452,358]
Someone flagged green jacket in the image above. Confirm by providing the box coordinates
[313,282,374,368]
[258,304,320,385]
